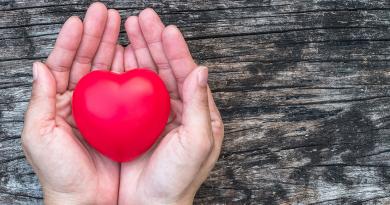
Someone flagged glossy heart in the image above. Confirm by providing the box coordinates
[72,69,170,162]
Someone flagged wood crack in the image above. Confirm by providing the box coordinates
[277,7,390,15]
[0,191,43,200]
[0,3,84,11]
[0,156,26,164]
[355,149,390,159]
[185,27,374,41]
[0,136,21,143]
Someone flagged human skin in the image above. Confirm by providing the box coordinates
[21,3,224,205]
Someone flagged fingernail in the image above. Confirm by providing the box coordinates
[32,63,38,81]
[198,67,208,87]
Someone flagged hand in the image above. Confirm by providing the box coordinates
[118,9,224,204]
[21,3,124,204]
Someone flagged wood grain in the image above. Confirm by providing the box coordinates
[1,0,390,204]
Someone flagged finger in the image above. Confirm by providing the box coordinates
[91,9,121,71]
[180,66,213,160]
[201,88,224,176]
[139,8,179,99]
[111,45,125,74]
[68,2,108,90]
[45,16,83,93]
[124,44,138,71]
[125,16,157,72]
[23,62,57,137]
[162,25,198,99]
[207,87,224,148]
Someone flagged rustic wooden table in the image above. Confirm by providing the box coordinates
[2,0,390,204]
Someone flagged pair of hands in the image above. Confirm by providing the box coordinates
[21,3,224,204]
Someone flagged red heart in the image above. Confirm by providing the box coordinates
[72,69,170,162]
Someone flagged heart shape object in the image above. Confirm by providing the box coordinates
[72,69,170,163]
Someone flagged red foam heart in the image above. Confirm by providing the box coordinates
[72,69,170,162]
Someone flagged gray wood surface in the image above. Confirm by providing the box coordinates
[1,0,390,204]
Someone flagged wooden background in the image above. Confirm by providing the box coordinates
[1,0,390,204]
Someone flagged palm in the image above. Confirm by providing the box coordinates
[53,89,120,199]
[118,98,185,203]
[34,111,119,203]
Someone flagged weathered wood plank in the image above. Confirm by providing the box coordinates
[2,0,390,204]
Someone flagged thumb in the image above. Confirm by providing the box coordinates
[180,66,213,158]
[23,62,57,135]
